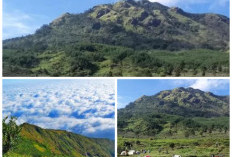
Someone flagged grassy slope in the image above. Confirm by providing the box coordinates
[3,47,229,77]
[118,136,229,157]
[118,117,229,156]
[4,123,114,157]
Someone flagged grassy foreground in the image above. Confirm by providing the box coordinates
[118,135,229,157]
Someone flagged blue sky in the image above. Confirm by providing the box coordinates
[3,0,230,39]
[3,79,115,139]
[118,79,230,109]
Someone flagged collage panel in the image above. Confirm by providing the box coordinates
[2,79,115,157]
[2,0,230,77]
[117,79,230,157]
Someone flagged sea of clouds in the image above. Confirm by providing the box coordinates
[3,79,115,139]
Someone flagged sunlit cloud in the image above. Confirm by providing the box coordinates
[190,79,229,92]
[3,79,115,139]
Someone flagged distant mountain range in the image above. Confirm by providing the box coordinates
[118,87,229,137]
[4,0,229,50]
[6,123,114,157]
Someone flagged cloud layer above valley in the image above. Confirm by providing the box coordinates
[3,79,115,139]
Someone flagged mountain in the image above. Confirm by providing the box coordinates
[118,87,229,137]
[3,0,230,77]
[3,0,229,50]
[5,123,114,157]
[119,87,229,117]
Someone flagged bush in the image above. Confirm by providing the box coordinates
[3,116,22,154]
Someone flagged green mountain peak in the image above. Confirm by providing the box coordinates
[6,123,115,157]
[121,87,229,117]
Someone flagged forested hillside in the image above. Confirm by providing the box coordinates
[3,0,230,76]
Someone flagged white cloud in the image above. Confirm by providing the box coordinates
[3,11,36,39]
[2,10,49,40]
[148,0,208,6]
[148,0,229,15]
[3,80,115,139]
[190,79,229,92]
[148,0,180,6]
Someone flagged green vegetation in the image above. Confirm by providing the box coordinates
[3,0,229,77]
[118,87,229,156]
[118,136,229,157]
[3,44,229,76]
[4,123,114,157]
[3,117,22,155]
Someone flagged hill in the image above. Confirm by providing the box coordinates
[3,0,230,76]
[118,87,229,137]
[5,123,115,157]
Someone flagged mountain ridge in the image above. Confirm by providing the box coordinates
[3,0,229,50]
[120,87,229,118]
[6,123,115,157]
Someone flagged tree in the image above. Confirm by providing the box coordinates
[218,64,222,72]
[174,66,181,77]
[124,141,133,150]
[3,116,22,154]
[200,131,204,136]
[184,131,190,138]
[190,129,195,136]
[169,143,175,150]
[136,140,141,145]
[168,129,173,136]
[201,66,206,76]
[224,126,228,134]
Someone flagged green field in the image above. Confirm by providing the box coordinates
[118,135,229,157]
